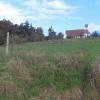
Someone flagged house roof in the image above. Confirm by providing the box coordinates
[66,29,88,37]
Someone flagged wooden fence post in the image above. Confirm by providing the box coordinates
[6,32,9,55]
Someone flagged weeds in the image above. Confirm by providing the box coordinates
[0,39,100,99]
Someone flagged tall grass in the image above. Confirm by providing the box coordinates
[0,51,90,99]
[0,39,100,99]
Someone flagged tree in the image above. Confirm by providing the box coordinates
[24,21,30,30]
[29,25,36,42]
[0,19,13,33]
[23,21,30,37]
[57,32,64,39]
[0,19,45,45]
[48,26,56,40]
[19,23,25,36]
[28,26,44,42]
[0,19,13,45]
[91,31,99,37]
[0,30,6,45]
[35,27,44,41]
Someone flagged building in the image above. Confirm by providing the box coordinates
[65,24,89,38]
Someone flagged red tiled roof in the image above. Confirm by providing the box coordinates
[66,29,88,37]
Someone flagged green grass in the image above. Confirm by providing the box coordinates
[0,38,100,100]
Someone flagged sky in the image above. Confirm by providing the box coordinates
[0,0,100,36]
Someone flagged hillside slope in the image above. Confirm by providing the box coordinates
[0,39,100,100]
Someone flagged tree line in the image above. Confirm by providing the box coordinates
[0,19,64,45]
[90,31,100,38]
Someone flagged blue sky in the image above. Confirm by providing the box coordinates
[0,0,100,36]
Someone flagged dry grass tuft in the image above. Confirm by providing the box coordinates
[58,87,83,100]
[0,80,28,100]
[83,57,100,99]
[5,57,32,82]
[28,87,83,100]
[91,57,100,95]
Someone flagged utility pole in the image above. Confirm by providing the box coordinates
[6,32,9,55]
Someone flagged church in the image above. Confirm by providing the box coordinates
[65,24,89,38]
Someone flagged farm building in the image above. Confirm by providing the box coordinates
[65,24,89,38]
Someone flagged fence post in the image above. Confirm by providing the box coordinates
[6,32,9,55]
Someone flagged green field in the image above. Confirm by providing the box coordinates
[0,38,100,100]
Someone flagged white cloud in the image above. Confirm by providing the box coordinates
[0,2,26,24]
[89,23,100,32]
[47,0,67,9]
[23,0,78,17]
[0,0,79,28]
[47,0,77,11]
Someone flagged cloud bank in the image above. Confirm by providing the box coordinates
[0,0,78,25]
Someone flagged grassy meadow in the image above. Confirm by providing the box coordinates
[0,38,100,100]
